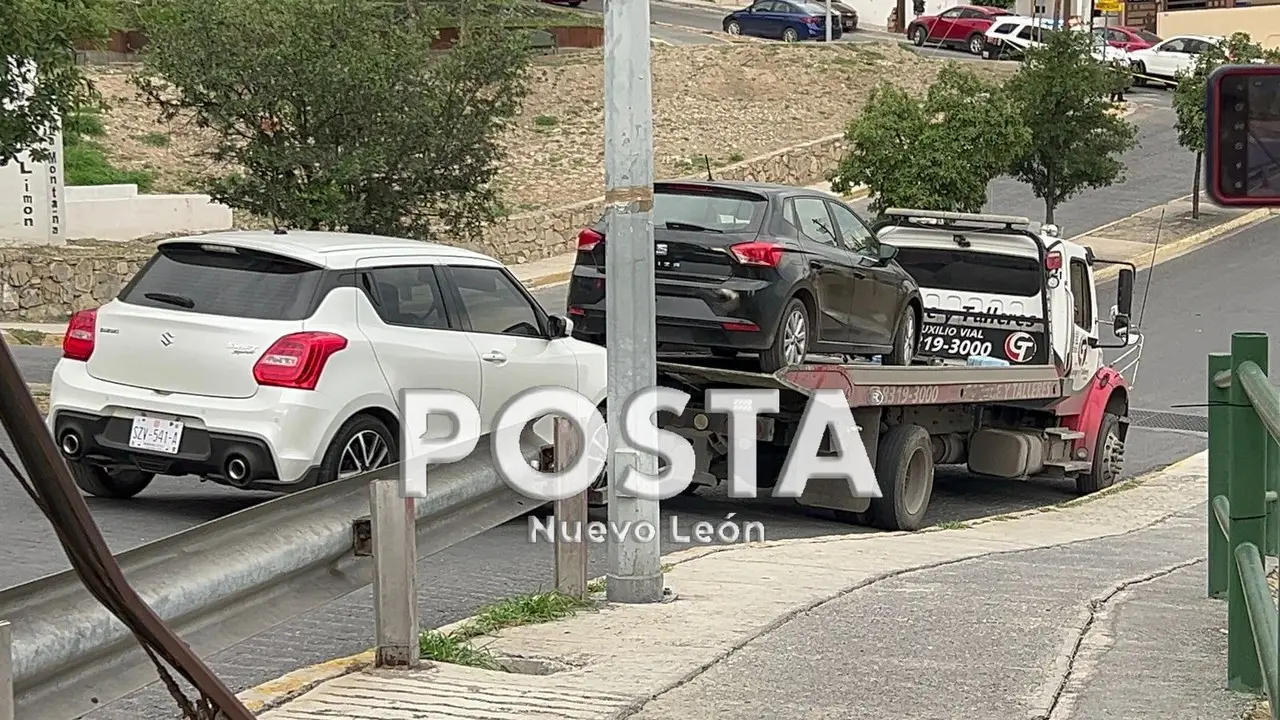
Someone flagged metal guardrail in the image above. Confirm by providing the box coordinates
[0,436,565,719]
[1208,331,1280,718]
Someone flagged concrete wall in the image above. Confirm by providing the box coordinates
[63,184,233,242]
[1157,6,1280,48]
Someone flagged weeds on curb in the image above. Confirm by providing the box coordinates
[5,329,49,346]
[418,591,593,668]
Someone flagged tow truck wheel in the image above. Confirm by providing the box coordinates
[1076,412,1125,494]
[867,424,934,531]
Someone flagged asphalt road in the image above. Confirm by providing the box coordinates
[0,102,1225,717]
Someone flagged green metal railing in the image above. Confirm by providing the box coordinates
[1208,332,1280,716]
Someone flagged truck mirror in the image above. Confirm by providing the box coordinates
[1205,64,1280,206]
[1117,268,1134,317]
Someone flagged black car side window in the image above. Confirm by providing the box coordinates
[788,198,839,247]
[827,201,877,256]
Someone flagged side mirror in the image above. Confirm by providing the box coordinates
[877,243,899,264]
[1117,268,1134,317]
[547,312,573,338]
[1113,313,1129,338]
[547,314,574,339]
[1205,64,1280,206]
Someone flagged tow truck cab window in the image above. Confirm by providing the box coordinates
[1069,258,1093,328]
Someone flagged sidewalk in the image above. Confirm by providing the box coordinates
[252,452,1255,719]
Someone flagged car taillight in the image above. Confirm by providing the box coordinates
[253,332,348,390]
[62,309,98,361]
[1045,251,1063,271]
[730,241,785,268]
[578,228,604,252]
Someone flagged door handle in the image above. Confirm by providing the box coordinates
[810,260,827,270]
[481,351,507,365]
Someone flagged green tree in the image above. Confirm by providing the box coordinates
[1004,28,1138,225]
[1172,33,1280,218]
[0,0,109,164]
[830,64,1030,215]
[134,0,532,240]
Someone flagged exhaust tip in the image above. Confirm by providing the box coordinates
[225,455,250,484]
[60,431,82,458]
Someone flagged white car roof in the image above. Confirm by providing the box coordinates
[157,230,502,270]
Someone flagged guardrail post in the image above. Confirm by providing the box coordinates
[1209,351,1232,599]
[1228,331,1269,693]
[371,478,419,668]
[1,620,13,720]
[554,417,589,599]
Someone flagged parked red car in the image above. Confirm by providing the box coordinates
[1093,26,1161,52]
[905,5,1014,55]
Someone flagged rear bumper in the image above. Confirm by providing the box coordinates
[48,360,332,490]
[566,271,790,352]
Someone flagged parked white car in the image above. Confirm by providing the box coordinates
[48,230,607,498]
[1127,34,1222,85]
[982,16,1132,65]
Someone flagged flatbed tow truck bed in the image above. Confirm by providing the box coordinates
[650,355,1115,532]
[656,360,1066,408]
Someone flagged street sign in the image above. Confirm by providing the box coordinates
[1096,0,1122,13]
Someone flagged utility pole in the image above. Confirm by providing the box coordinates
[603,0,664,604]
[826,0,833,42]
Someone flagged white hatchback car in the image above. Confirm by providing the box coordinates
[48,230,607,498]
[1127,34,1222,85]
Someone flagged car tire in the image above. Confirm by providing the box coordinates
[1076,411,1125,494]
[69,462,154,499]
[867,424,934,531]
[1132,61,1147,87]
[726,19,742,35]
[911,25,927,46]
[320,414,398,484]
[782,26,800,42]
[760,297,809,373]
[967,32,984,55]
[886,306,917,366]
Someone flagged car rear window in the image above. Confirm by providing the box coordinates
[1137,30,1161,43]
[892,247,1042,297]
[119,242,326,320]
[653,185,767,234]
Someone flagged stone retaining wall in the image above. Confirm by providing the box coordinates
[0,134,846,322]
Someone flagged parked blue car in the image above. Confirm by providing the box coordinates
[722,0,844,42]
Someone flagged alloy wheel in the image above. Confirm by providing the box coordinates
[783,309,807,365]
[901,313,915,363]
[338,430,391,479]
[727,21,741,35]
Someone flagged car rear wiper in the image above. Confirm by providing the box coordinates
[665,221,722,233]
[144,292,195,309]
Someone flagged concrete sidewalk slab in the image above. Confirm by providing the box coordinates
[258,452,1231,720]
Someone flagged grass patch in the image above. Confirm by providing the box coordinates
[6,329,50,346]
[533,114,559,128]
[418,591,593,668]
[64,107,157,190]
[137,131,171,148]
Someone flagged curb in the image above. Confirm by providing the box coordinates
[1092,206,1274,283]
[0,329,62,348]
[239,450,1206,712]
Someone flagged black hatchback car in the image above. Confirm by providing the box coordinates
[566,181,922,372]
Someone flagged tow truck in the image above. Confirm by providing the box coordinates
[651,209,1144,531]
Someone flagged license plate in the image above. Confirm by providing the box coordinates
[129,414,184,454]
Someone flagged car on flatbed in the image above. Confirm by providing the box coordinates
[566,180,922,372]
[47,230,606,499]
[652,208,1143,532]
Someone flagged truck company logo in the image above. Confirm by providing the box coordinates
[1004,332,1037,363]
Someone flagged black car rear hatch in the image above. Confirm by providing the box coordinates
[577,182,770,281]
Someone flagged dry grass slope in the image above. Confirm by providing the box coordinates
[88,42,1016,212]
